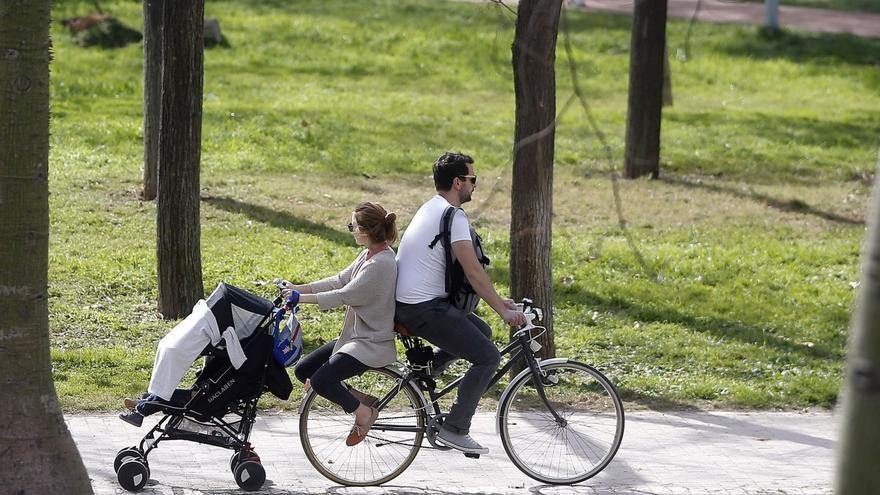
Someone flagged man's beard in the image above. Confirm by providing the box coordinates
[460,189,472,204]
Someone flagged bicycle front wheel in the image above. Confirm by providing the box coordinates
[498,360,624,484]
[299,367,426,486]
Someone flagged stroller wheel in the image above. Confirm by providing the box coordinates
[234,460,266,491]
[114,446,143,473]
[230,450,260,472]
[117,458,150,492]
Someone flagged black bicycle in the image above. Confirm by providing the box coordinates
[298,299,625,486]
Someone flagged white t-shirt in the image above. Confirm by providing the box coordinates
[396,195,472,304]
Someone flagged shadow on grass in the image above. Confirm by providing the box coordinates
[560,286,843,360]
[665,111,880,158]
[659,174,865,226]
[562,6,634,35]
[719,27,880,68]
[202,196,353,245]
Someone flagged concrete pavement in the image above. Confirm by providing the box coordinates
[69,409,836,494]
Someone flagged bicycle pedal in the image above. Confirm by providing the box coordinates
[464,453,480,459]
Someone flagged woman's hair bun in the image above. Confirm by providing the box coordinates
[385,212,397,224]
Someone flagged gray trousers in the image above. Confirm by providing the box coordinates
[395,298,501,434]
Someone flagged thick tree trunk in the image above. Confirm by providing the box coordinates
[0,3,93,492]
[157,0,205,318]
[835,159,880,494]
[142,0,163,201]
[624,0,668,179]
[510,0,562,361]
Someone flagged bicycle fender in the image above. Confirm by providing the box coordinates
[296,364,430,415]
[297,390,314,415]
[494,357,570,434]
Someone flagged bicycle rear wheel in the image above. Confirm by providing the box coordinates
[498,360,624,484]
[299,367,426,486]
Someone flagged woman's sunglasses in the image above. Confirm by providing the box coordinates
[347,222,357,232]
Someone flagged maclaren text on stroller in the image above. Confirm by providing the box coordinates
[113,282,302,492]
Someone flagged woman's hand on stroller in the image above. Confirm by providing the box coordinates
[283,289,300,308]
[272,278,300,309]
[274,278,317,306]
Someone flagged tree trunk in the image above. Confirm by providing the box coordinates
[662,44,673,107]
[624,0,668,179]
[157,0,205,318]
[509,0,562,363]
[142,0,164,201]
[835,159,880,494]
[0,3,93,492]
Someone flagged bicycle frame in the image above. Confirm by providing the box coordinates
[298,301,625,486]
[372,326,567,434]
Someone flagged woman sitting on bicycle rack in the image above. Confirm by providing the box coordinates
[282,202,399,446]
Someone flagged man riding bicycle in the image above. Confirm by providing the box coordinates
[395,151,526,455]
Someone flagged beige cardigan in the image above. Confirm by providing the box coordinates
[309,248,398,368]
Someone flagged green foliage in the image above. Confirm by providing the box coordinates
[48,0,875,410]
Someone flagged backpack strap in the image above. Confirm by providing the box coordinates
[428,206,457,250]
[427,206,458,293]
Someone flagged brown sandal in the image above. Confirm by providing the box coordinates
[345,406,379,446]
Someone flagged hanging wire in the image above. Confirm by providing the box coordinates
[683,0,704,61]
[559,4,655,277]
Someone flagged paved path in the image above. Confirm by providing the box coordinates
[574,0,880,38]
[69,409,836,494]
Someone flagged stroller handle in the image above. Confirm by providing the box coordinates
[271,278,300,308]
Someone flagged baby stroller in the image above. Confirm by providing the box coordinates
[113,282,301,492]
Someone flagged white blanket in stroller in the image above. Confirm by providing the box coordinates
[147,300,247,401]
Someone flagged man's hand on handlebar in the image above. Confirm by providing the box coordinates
[501,308,526,327]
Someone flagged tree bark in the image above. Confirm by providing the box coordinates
[510,0,562,362]
[157,0,205,318]
[0,3,93,492]
[835,159,880,494]
[142,0,164,201]
[662,44,673,107]
[624,0,668,179]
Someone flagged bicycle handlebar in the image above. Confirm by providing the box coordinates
[514,298,543,324]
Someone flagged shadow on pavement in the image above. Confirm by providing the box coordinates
[633,409,835,450]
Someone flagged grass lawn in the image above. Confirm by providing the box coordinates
[49,0,879,411]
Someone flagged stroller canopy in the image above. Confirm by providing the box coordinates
[205,283,275,341]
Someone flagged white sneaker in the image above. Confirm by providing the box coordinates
[436,427,489,454]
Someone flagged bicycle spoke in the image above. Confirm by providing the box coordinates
[300,367,425,486]
[499,361,624,484]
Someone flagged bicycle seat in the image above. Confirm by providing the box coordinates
[393,322,413,337]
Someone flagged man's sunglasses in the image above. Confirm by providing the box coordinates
[457,175,477,185]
